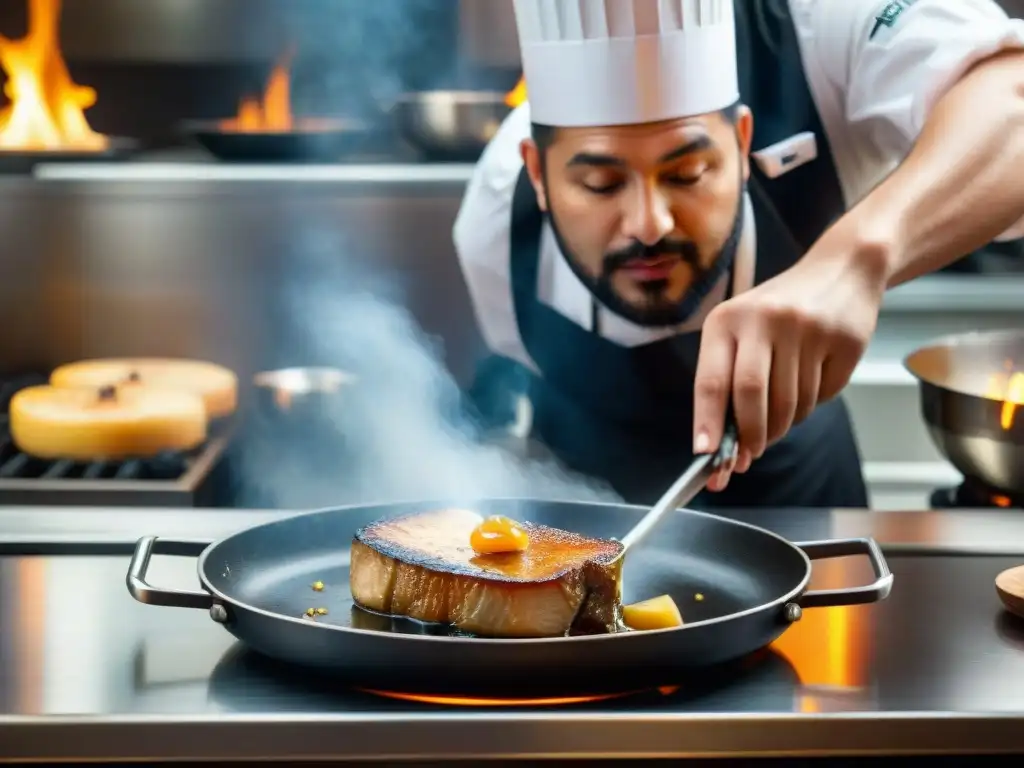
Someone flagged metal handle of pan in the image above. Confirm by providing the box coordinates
[126,536,215,610]
[792,537,894,609]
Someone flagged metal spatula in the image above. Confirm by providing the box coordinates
[620,408,739,552]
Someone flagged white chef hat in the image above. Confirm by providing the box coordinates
[513,0,738,128]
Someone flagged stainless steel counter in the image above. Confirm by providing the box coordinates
[2,505,1024,762]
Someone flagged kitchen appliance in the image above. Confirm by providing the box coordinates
[393,90,512,162]
[905,329,1024,503]
[0,374,231,506]
[126,498,891,693]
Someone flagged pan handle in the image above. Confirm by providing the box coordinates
[792,537,894,609]
[126,536,215,610]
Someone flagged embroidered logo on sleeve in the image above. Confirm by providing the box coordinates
[869,0,920,40]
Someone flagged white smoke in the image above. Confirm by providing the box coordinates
[230,1,620,509]
[235,224,621,510]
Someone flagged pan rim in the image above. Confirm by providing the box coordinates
[195,498,813,645]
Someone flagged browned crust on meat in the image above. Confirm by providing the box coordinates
[353,508,623,585]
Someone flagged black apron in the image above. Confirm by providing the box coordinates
[471,0,869,509]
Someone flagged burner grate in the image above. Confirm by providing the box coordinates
[931,478,1024,510]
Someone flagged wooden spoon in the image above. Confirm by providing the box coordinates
[995,565,1024,619]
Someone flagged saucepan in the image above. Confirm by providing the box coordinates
[392,90,512,162]
[252,366,356,421]
[126,498,891,694]
[247,366,357,449]
[904,328,1024,497]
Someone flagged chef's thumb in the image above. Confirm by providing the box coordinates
[692,327,735,455]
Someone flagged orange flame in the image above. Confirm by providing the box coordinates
[361,684,680,708]
[0,0,109,151]
[984,365,1024,431]
[505,76,527,108]
[221,51,295,133]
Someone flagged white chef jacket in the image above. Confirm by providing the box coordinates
[454,0,1024,372]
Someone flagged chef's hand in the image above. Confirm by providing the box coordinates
[692,236,889,491]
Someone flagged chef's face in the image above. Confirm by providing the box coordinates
[521,106,753,326]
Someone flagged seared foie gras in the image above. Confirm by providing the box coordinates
[350,508,624,638]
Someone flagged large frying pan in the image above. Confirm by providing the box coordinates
[127,499,891,693]
[905,328,1024,496]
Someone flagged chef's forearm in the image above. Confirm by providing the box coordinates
[845,50,1024,288]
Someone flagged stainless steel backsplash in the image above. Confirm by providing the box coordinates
[0,176,486,386]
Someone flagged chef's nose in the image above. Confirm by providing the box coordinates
[622,181,674,246]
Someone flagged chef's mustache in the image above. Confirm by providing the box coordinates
[602,239,703,275]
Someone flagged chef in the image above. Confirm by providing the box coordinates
[455,0,1024,508]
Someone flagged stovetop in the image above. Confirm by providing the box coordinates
[4,505,1024,761]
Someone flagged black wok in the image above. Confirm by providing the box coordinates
[0,136,138,174]
[180,118,370,162]
[905,328,1024,496]
[127,499,891,692]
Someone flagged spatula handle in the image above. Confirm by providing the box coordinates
[619,403,740,552]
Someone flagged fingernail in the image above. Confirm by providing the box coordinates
[737,449,752,473]
[694,431,710,454]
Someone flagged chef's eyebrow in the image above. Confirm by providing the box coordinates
[566,135,713,168]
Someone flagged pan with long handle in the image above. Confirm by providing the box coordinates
[127,498,892,693]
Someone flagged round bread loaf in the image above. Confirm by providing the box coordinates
[10,384,208,460]
[50,358,237,419]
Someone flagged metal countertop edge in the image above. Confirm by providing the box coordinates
[31,163,477,183]
[2,713,1023,760]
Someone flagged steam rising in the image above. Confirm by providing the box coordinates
[282,0,484,122]
[230,1,618,509]
[236,226,621,510]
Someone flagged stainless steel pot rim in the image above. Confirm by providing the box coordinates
[253,366,357,393]
[192,498,816,645]
[904,327,1024,393]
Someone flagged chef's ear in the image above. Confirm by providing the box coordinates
[733,104,754,181]
[520,139,549,212]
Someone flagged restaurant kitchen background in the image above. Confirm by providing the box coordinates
[0,0,1022,512]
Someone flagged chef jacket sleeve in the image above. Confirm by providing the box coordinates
[452,104,538,370]
[806,0,1024,241]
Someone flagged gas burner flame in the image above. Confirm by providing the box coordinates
[504,76,527,109]
[0,0,109,151]
[359,685,680,708]
[984,361,1024,431]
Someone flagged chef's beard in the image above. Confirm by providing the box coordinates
[547,184,746,328]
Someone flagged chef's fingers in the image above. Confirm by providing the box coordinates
[693,318,737,455]
[818,345,860,405]
[766,335,800,447]
[707,451,738,492]
[735,447,753,474]
[732,328,772,460]
[794,344,824,425]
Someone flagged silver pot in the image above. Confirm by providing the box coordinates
[904,329,1024,496]
[393,90,512,161]
[252,367,356,420]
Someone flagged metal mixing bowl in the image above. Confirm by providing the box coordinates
[393,90,512,162]
[904,329,1024,496]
